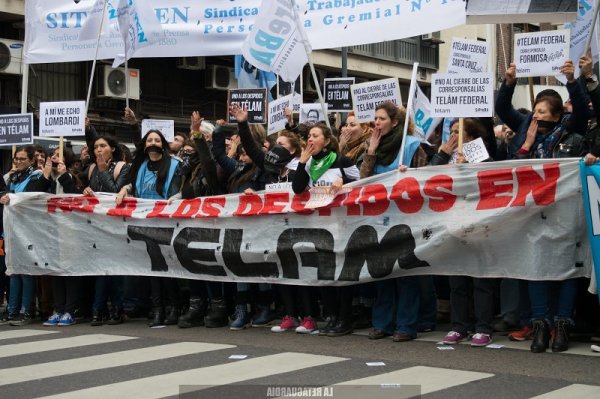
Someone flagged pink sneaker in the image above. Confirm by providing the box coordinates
[295,316,317,334]
[442,330,468,345]
[470,333,492,347]
[270,315,298,333]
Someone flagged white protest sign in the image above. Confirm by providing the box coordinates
[268,95,293,135]
[300,103,327,124]
[514,29,570,78]
[39,101,86,137]
[141,119,175,143]
[448,38,489,74]
[265,182,293,193]
[351,78,402,123]
[412,85,442,141]
[462,138,489,163]
[430,73,494,118]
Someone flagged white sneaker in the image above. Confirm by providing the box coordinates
[591,344,600,353]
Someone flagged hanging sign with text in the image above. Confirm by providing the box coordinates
[514,29,570,78]
[430,73,494,118]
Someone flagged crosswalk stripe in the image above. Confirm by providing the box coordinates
[335,365,493,395]
[0,342,235,386]
[0,334,136,359]
[0,329,59,341]
[529,384,600,399]
[36,352,349,399]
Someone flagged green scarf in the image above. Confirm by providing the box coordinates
[376,125,403,166]
[309,151,337,182]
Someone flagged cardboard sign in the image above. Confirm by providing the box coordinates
[268,95,293,135]
[430,73,494,118]
[0,114,34,146]
[39,101,85,137]
[462,137,490,163]
[141,119,175,143]
[448,38,489,74]
[300,104,327,125]
[351,78,402,123]
[324,78,355,112]
[514,30,570,78]
[227,88,268,124]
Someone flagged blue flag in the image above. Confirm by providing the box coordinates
[235,55,277,101]
[579,160,600,301]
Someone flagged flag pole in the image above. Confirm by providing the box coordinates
[85,0,108,116]
[398,62,419,167]
[18,29,29,157]
[290,0,330,130]
[585,0,600,53]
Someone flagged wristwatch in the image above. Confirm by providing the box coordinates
[586,74,598,83]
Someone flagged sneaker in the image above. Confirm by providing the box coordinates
[471,333,492,347]
[57,312,76,327]
[508,325,533,341]
[295,316,317,334]
[0,312,14,326]
[442,330,468,345]
[229,305,250,331]
[43,312,63,327]
[9,313,32,326]
[270,315,298,333]
[591,344,600,353]
[252,306,275,327]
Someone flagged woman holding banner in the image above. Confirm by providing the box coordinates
[495,59,587,353]
[360,101,434,342]
[0,146,48,325]
[292,123,360,336]
[81,135,130,326]
[116,129,183,327]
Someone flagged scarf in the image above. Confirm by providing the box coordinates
[309,151,337,182]
[375,125,403,166]
[344,129,371,162]
[534,124,564,159]
[10,166,35,185]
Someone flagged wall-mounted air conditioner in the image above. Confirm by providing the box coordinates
[97,65,140,100]
[0,39,23,75]
[421,31,444,44]
[177,57,206,70]
[205,65,237,90]
[303,68,324,93]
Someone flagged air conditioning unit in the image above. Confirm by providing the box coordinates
[176,57,206,70]
[303,68,324,93]
[421,31,444,44]
[97,65,140,100]
[0,39,23,75]
[205,65,237,90]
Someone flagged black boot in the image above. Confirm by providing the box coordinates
[148,308,164,327]
[91,309,104,326]
[327,319,354,337]
[552,319,571,352]
[178,297,205,328]
[107,308,124,325]
[530,319,550,353]
[204,298,228,328]
[318,316,337,336]
[164,306,179,325]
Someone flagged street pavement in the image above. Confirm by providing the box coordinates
[0,319,599,398]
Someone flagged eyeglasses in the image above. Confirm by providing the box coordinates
[13,157,29,162]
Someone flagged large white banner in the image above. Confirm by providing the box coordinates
[4,159,591,285]
[24,0,466,64]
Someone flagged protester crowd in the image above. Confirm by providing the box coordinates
[1,55,600,355]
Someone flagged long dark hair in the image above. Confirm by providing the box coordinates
[93,135,124,165]
[128,129,173,197]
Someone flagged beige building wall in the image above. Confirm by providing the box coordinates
[0,0,25,16]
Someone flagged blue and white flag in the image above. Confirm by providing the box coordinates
[411,84,442,143]
[234,55,278,101]
[580,160,600,299]
[241,0,310,83]
[78,0,111,42]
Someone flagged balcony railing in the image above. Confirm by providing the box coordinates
[333,38,439,70]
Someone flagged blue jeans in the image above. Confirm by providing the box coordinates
[8,274,35,315]
[93,276,124,312]
[528,278,577,327]
[372,276,420,337]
